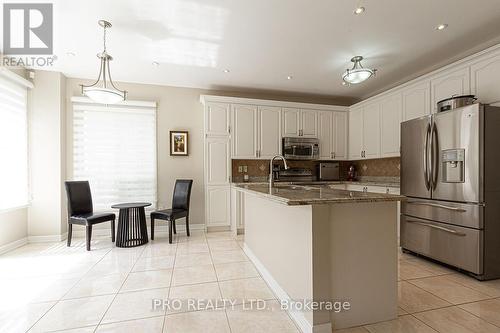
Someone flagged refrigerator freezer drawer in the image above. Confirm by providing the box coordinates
[401,198,483,229]
[401,215,483,274]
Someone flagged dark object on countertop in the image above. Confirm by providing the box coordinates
[65,180,116,251]
[150,179,193,244]
[347,164,357,181]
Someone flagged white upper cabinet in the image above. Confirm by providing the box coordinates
[205,137,231,186]
[402,81,430,121]
[431,67,470,113]
[470,53,500,106]
[300,109,318,137]
[258,106,281,158]
[232,104,258,159]
[380,93,402,157]
[318,111,334,159]
[282,108,318,137]
[349,106,364,159]
[363,102,381,159]
[333,111,347,160]
[205,102,230,136]
[282,108,300,136]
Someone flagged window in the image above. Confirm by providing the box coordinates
[72,98,157,211]
[0,71,29,210]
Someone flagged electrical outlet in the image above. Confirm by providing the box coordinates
[238,166,243,173]
[243,166,248,173]
[244,174,249,181]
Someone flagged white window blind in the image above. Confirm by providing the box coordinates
[0,73,29,210]
[72,99,157,211]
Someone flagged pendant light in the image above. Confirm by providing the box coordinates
[342,56,377,85]
[81,20,126,104]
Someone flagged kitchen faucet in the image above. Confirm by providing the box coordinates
[269,155,289,191]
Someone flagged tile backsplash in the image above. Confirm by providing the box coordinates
[231,157,400,182]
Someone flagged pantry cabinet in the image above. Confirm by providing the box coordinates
[205,102,230,136]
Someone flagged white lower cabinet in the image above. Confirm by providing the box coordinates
[206,186,231,227]
[230,187,244,233]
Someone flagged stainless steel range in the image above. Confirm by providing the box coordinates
[400,103,500,280]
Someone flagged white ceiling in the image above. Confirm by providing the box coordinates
[19,0,500,102]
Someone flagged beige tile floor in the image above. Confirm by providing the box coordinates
[1,231,500,333]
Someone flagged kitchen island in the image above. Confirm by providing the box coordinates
[234,183,405,332]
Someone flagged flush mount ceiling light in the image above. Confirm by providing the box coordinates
[342,56,377,85]
[223,69,230,73]
[354,6,365,14]
[152,61,160,66]
[81,20,126,104]
[436,23,448,31]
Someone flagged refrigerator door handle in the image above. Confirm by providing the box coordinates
[406,200,467,212]
[423,122,431,190]
[405,219,466,236]
[431,121,439,190]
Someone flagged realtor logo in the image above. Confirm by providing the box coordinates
[2,3,53,55]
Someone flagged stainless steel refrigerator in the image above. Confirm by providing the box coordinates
[401,103,500,280]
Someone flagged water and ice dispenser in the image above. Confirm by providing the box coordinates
[442,149,465,183]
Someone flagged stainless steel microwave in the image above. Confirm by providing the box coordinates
[282,137,319,160]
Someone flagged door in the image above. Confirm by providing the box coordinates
[206,186,230,227]
[401,115,432,199]
[300,109,318,137]
[431,104,481,203]
[349,107,364,159]
[403,82,430,121]
[232,104,257,158]
[205,137,231,186]
[430,67,470,113]
[380,94,402,157]
[282,108,300,136]
[470,53,500,106]
[258,106,281,158]
[333,112,347,159]
[205,102,230,136]
[318,111,333,159]
[363,102,381,158]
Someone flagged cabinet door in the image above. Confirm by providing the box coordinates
[348,107,364,159]
[333,111,347,160]
[205,137,230,186]
[470,53,500,106]
[206,186,230,227]
[230,188,245,231]
[380,93,402,157]
[403,81,430,121]
[232,104,257,158]
[431,67,470,113]
[258,106,281,158]
[300,109,318,137]
[205,102,230,136]
[318,111,333,159]
[363,102,381,159]
[282,108,300,136]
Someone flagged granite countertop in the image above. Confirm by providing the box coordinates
[232,180,401,188]
[234,183,406,206]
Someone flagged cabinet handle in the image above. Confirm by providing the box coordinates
[256,150,258,158]
[333,152,336,159]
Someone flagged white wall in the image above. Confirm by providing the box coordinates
[0,208,28,251]
[28,70,67,240]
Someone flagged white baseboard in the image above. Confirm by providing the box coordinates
[72,224,205,238]
[243,244,332,333]
[28,232,67,243]
[0,237,28,255]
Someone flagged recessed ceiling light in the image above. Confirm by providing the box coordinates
[223,69,230,73]
[436,23,448,31]
[66,51,76,57]
[354,7,365,15]
[287,75,293,80]
[152,61,160,66]
[342,81,348,86]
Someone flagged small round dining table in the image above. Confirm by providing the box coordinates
[111,202,151,248]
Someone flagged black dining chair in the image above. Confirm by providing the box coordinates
[150,179,193,244]
[65,181,116,251]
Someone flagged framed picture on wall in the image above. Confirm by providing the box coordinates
[170,131,189,156]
